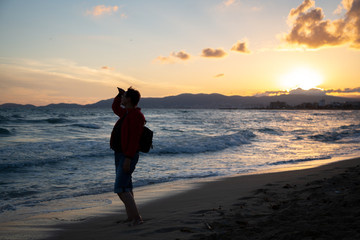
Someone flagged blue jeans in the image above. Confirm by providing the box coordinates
[114,152,139,193]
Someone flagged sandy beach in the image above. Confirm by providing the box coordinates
[1,157,360,240]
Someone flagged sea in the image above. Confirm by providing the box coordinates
[0,107,359,223]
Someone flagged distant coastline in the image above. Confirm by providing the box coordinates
[1,93,360,110]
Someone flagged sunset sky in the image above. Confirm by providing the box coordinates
[0,0,359,105]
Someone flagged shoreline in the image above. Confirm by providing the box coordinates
[1,157,359,240]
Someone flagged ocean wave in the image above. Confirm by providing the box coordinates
[2,115,99,129]
[134,172,223,187]
[0,151,111,173]
[291,129,312,135]
[0,115,9,123]
[0,128,11,136]
[309,126,360,142]
[71,123,101,129]
[0,204,16,213]
[161,127,184,133]
[340,124,360,130]
[0,158,65,172]
[0,114,23,123]
[0,140,111,172]
[7,117,72,124]
[11,114,23,119]
[152,130,256,154]
[267,156,332,166]
[257,127,283,135]
[1,189,40,200]
[45,118,70,124]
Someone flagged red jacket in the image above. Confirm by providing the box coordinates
[110,95,145,158]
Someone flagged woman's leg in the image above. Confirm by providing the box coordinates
[118,192,142,223]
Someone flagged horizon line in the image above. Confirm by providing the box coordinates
[1,91,360,107]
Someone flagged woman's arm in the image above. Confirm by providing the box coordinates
[112,88,126,117]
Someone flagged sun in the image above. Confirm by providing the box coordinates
[280,67,324,90]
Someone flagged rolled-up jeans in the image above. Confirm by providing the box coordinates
[114,152,139,193]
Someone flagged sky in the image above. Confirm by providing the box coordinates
[0,0,359,106]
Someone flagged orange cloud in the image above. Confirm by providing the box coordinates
[201,48,227,58]
[101,66,114,70]
[334,0,354,14]
[155,51,191,64]
[231,41,251,53]
[214,73,224,78]
[87,5,119,16]
[289,0,315,18]
[155,56,174,64]
[284,0,360,49]
[255,87,360,97]
[172,51,191,60]
[325,87,360,94]
[224,0,236,7]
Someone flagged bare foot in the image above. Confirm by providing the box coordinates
[116,218,133,224]
[129,219,144,226]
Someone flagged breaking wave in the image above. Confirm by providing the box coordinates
[153,130,256,154]
[0,128,11,136]
[267,156,332,166]
[310,124,360,142]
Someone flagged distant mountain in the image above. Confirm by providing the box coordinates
[0,103,37,108]
[1,93,359,109]
[85,99,112,108]
[44,103,84,108]
[0,102,83,109]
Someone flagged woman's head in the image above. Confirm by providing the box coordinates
[122,87,141,107]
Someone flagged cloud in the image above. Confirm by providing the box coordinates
[254,90,289,97]
[101,66,114,70]
[289,87,360,95]
[231,40,251,53]
[155,51,191,64]
[289,88,326,96]
[0,58,143,105]
[334,0,354,14]
[284,0,360,49]
[1,58,210,105]
[255,88,326,96]
[289,0,315,18]
[224,0,236,7]
[214,73,224,78]
[201,48,227,58]
[155,56,174,64]
[255,87,360,97]
[325,87,360,93]
[172,51,191,60]
[86,5,119,17]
